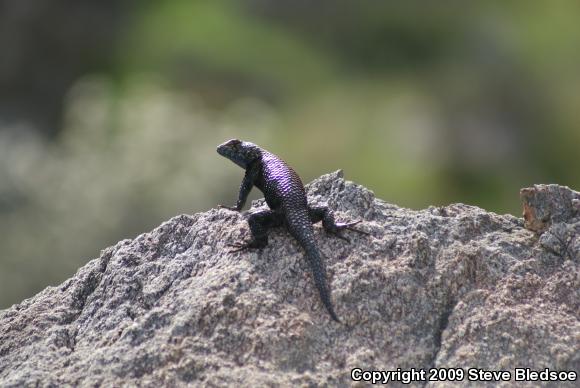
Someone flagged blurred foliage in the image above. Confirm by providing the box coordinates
[1,0,579,308]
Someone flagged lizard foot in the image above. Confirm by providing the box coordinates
[227,239,267,253]
[340,220,370,236]
[227,242,252,253]
[328,221,369,241]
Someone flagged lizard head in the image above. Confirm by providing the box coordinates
[217,139,261,169]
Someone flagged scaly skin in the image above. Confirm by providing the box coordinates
[217,139,367,322]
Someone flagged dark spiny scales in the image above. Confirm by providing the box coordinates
[217,139,367,322]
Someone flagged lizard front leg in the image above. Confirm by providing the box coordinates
[219,166,259,211]
[229,209,284,252]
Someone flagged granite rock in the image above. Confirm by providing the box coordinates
[1,171,578,387]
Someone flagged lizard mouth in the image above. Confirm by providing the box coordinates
[216,143,231,158]
[216,145,226,155]
[217,139,241,158]
[217,142,246,168]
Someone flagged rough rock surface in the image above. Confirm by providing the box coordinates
[0,172,578,387]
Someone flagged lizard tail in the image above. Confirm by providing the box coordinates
[302,241,341,323]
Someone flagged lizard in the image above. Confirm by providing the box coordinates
[217,139,367,322]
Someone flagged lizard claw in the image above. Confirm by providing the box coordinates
[331,220,370,237]
[227,238,267,252]
[326,220,369,241]
[227,242,250,253]
[342,220,370,236]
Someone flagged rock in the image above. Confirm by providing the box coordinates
[521,184,580,264]
[520,184,580,233]
[1,171,578,387]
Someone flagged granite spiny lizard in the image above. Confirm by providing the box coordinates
[217,139,367,322]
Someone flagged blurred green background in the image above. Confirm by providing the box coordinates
[1,0,579,309]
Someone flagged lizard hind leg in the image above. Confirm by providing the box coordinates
[229,209,284,252]
[308,205,369,242]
